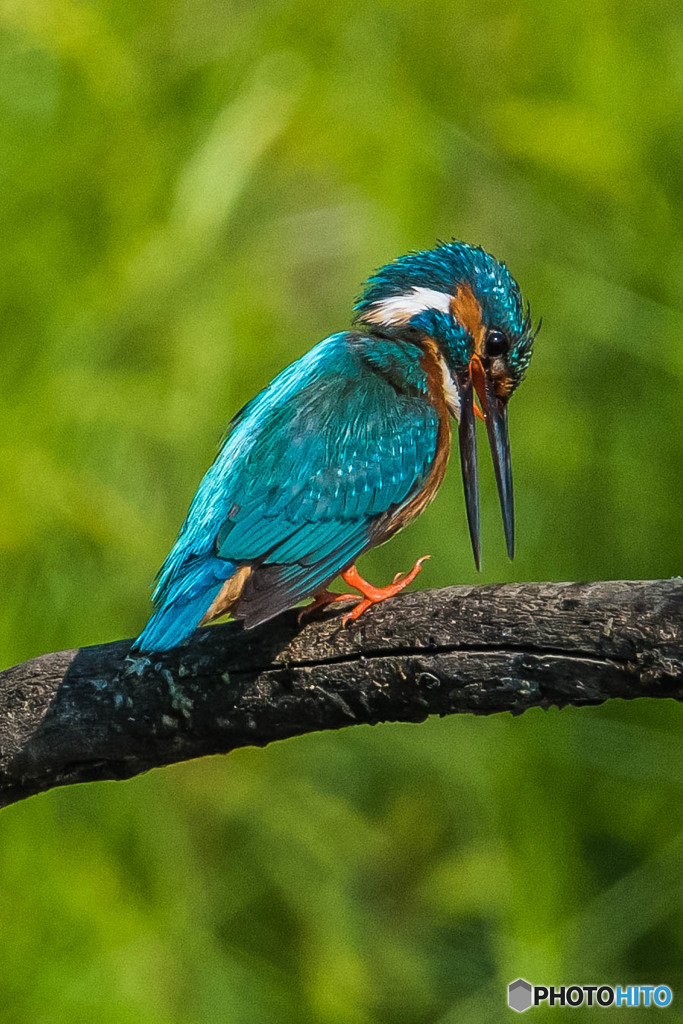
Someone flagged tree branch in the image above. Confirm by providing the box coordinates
[0,579,681,808]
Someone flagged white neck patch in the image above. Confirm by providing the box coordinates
[362,286,452,326]
[438,353,461,419]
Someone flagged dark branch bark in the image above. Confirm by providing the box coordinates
[0,579,681,808]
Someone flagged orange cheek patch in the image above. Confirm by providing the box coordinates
[451,284,485,353]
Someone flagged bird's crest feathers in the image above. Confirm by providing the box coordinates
[354,240,539,390]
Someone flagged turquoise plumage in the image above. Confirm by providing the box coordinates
[134,241,538,651]
[135,333,440,648]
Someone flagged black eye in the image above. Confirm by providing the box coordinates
[486,330,508,358]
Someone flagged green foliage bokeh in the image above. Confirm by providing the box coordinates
[0,0,681,1021]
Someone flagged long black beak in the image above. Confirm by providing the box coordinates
[458,358,515,568]
[457,374,481,570]
[482,373,514,559]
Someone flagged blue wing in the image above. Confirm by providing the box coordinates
[134,332,441,648]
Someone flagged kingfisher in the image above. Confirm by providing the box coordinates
[133,241,537,652]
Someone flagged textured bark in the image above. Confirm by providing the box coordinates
[0,579,681,809]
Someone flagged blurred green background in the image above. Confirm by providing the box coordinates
[1,0,682,1020]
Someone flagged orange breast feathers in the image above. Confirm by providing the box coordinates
[385,338,452,534]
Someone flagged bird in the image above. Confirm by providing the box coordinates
[133,241,538,652]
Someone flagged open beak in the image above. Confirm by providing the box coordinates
[458,355,514,569]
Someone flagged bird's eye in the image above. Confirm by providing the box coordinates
[486,330,508,358]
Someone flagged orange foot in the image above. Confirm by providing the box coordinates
[298,556,430,626]
[297,589,354,624]
[339,556,430,626]
[339,561,430,622]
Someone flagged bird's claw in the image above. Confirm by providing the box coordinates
[340,556,430,626]
[298,590,356,624]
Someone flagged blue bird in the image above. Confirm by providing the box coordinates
[133,241,538,652]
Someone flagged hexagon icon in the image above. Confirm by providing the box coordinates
[508,978,533,1012]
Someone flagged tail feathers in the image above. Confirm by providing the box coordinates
[133,556,237,652]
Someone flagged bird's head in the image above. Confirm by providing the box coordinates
[353,240,540,569]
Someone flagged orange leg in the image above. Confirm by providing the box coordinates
[298,556,430,626]
[297,589,356,624]
[339,556,430,626]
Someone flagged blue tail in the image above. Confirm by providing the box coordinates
[132,556,237,652]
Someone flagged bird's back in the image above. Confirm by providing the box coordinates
[134,331,447,649]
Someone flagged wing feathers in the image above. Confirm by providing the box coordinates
[147,332,443,632]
